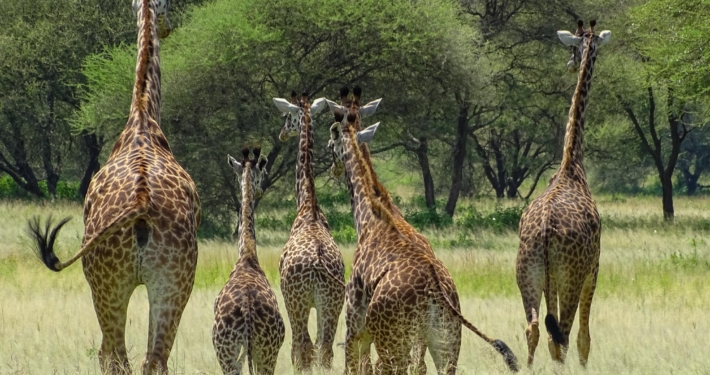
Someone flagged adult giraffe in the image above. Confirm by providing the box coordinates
[272,91,345,370]
[26,1,201,374]
[516,20,610,367]
[327,87,517,375]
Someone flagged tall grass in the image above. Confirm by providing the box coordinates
[1,197,709,374]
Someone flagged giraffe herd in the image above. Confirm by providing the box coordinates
[23,1,612,374]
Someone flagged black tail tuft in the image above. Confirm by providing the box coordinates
[545,313,566,345]
[27,216,71,272]
[492,339,519,372]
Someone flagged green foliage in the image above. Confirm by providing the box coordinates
[630,0,710,102]
[456,204,525,231]
[0,176,81,201]
[404,209,453,230]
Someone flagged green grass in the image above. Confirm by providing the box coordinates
[1,196,709,374]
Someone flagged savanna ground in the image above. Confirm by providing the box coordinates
[1,193,709,375]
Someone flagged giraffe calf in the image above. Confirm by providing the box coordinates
[213,147,285,375]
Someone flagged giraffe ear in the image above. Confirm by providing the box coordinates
[310,98,327,115]
[326,99,347,116]
[557,31,583,47]
[329,122,341,140]
[257,154,268,171]
[597,30,611,46]
[273,98,300,115]
[356,122,380,144]
[227,154,243,174]
[359,98,381,119]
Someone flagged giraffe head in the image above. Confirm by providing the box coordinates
[325,86,381,131]
[327,110,380,178]
[557,20,611,73]
[228,146,268,200]
[326,86,381,177]
[133,0,172,39]
[272,91,327,141]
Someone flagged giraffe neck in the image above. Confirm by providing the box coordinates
[110,0,169,158]
[558,37,597,178]
[131,0,162,122]
[341,124,396,237]
[238,165,258,261]
[295,106,319,221]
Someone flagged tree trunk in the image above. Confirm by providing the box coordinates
[506,177,518,199]
[78,133,103,198]
[0,116,44,198]
[414,137,436,209]
[681,167,699,196]
[661,173,674,221]
[445,106,468,216]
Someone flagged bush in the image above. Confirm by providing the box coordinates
[405,208,452,230]
[456,204,524,231]
[332,227,357,244]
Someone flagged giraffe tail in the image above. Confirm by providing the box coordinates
[428,263,519,372]
[315,244,346,288]
[27,201,151,272]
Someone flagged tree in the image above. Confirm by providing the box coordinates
[75,0,471,233]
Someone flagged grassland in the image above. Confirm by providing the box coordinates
[1,196,709,374]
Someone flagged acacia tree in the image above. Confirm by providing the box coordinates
[75,0,470,233]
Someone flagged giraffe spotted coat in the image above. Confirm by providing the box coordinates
[273,92,346,370]
[26,1,200,374]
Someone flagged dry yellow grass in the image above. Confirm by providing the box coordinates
[1,198,709,374]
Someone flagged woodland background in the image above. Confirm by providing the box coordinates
[1,0,709,236]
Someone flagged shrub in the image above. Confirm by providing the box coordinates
[405,208,453,230]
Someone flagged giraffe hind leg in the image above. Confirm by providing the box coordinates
[577,265,598,367]
[314,283,343,369]
[142,272,194,374]
[544,274,564,362]
[83,251,137,375]
[516,256,544,367]
[549,278,584,364]
[286,301,314,371]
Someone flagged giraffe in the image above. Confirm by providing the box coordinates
[515,20,611,367]
[272,91,346,370]
[212,146,285,375]
[25,1,201,374]
[326,87,518,375]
